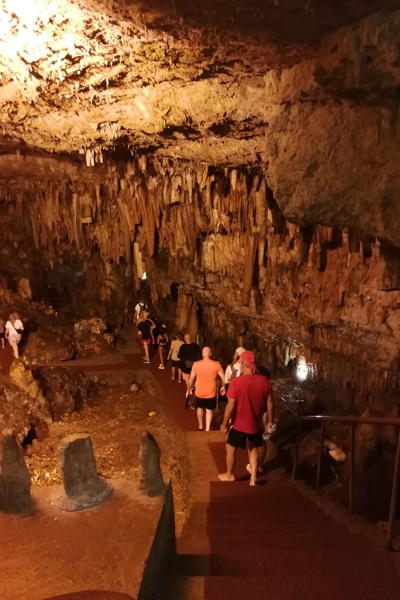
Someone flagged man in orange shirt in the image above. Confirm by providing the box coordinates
[186,347,226,431]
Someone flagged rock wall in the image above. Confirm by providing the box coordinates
[1,11,400,417]
[1,153,400,416]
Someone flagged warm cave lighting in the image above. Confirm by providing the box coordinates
[296,359,309,382]
[141,272,147,280]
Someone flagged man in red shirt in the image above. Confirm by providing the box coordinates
[218,350,273,486]
[186,347,226,431]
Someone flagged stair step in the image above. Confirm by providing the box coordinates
[206,523,347,536]
[206,514,335,525]
[208,549,398,579]
[209,533,366,552]
[204,576,399,600]
[208,496,315,504]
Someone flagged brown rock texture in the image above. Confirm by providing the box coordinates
[0,5,400,415]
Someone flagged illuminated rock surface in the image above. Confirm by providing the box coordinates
[0,2,400,410]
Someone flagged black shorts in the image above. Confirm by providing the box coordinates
[171,359,181,368]
[227,427,264,450]
[195,396,217,410]
[0,333,4,339]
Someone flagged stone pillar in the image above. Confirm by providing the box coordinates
[139,432,166,497]
[54,433,112,512]
[0,432,32,514]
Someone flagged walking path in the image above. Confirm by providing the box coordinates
[2,329,400,599]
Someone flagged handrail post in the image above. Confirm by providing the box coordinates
[316,421,325,495]
[292,420,302,480]
[387,426,400,551]
[349,422,356,515]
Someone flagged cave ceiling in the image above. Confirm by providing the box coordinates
[0,0,398,162]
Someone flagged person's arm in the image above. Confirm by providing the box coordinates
[5,326,9,339]
[220,397,236,433]
[167,342,173,360]
[157,335,161,344]
[20,323,24,331]
[186,370,196,398]
[265,389,274,431]
[149,321,155,343]
[218,369,226,396]
[224,365,231,386]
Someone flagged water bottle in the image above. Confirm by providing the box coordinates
[262,424,277,441]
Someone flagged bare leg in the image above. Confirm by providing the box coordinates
[248,445,259,486]
[143,342,150,361]
[197,407,204,430]
[1,338,4,349]
[11,341,19,359]
[158,346,164,367]
[171,366,176,380]
[205,409,213,431]
[218,443,236,481]
[178,368,182,383]
[258,441,267,470]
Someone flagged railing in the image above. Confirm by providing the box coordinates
[279,397,400,551]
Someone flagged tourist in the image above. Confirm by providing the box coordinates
[157,324,169,370]
[218,350,273,486]
[225,346,246,387]
[134,298,147,324]
[137,312,155,364]
[0,315,5,349]
[177,333,201,390]
[186,347,226,431]
[246,363,274,476]
[5,312,24,359]
[167,332,184,382]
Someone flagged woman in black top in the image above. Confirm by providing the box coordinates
[137,313,155,364]
[157,324,169,370]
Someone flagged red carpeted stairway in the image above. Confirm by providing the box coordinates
[202,480,399,600]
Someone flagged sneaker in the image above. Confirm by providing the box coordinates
[246,464,263,475]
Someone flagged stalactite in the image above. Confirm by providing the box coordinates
[242,231,259,307]
[256,178,267,268]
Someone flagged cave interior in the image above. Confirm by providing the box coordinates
[1,0,400,521]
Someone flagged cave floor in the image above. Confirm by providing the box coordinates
[0,327,399,599]
[0,332,189,600]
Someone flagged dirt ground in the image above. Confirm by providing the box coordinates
[0,366,189,600]
[24,369,189,534]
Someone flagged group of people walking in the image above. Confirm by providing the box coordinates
[134,299,274,486]
[0,312,24,358]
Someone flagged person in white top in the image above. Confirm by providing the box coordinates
[134,299,147,324]
[5,312,24,358]
[224,346,246,387]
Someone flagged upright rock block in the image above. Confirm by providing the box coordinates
[54,433,112,511]
[139,432,166,497]
[0,433,32,514]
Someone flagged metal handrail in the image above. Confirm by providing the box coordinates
[279,400,400,551]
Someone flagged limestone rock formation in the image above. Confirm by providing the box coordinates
[54,433,113,512]
[23,331,74,365]
[0,433,32,514]
[35,367,92,421]
[9,360,52,426]
[139,432,166,497]
[1,0,400,516]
